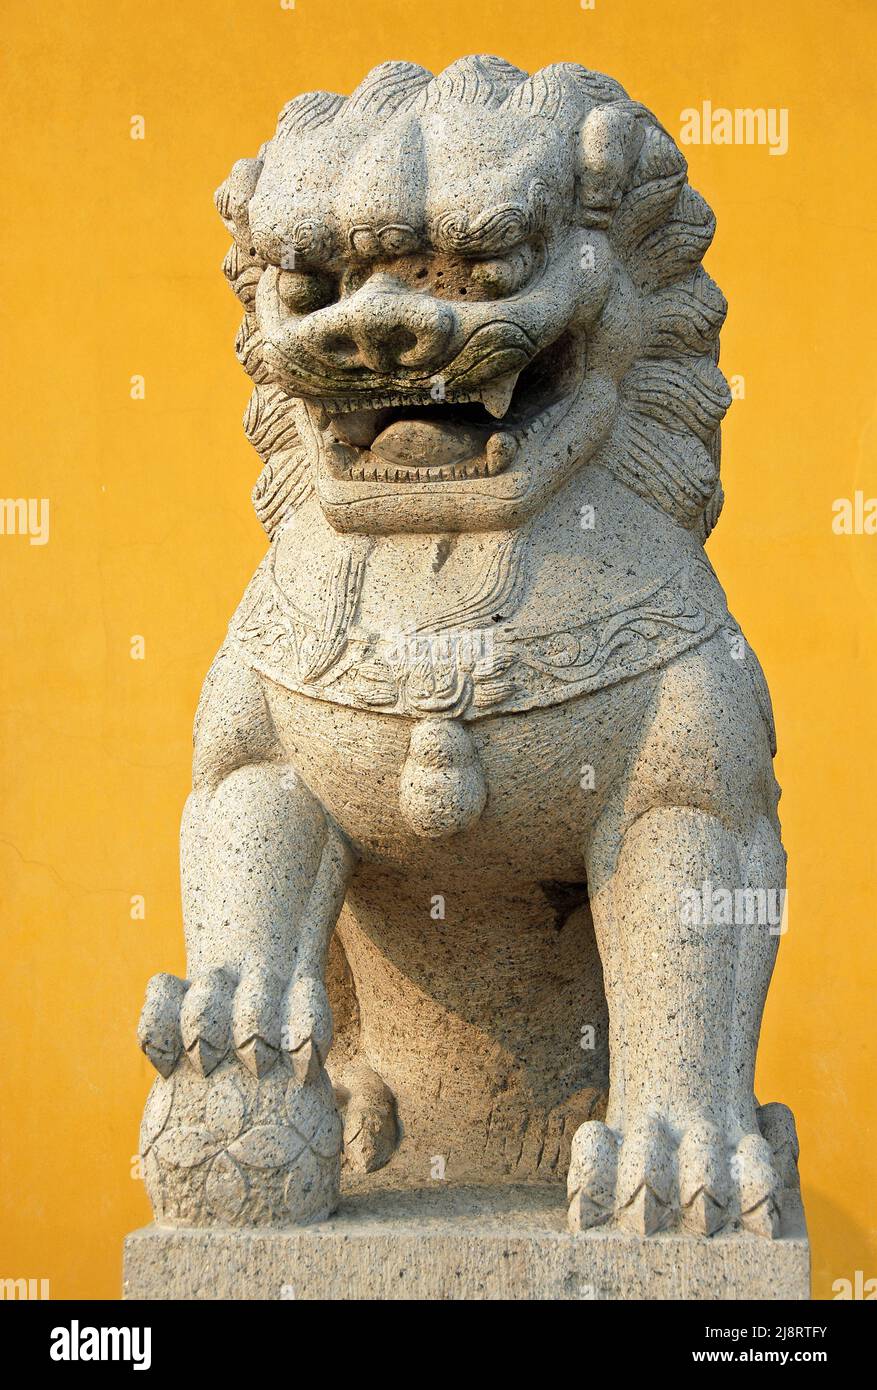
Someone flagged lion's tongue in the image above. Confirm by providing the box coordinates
[370,418,486,469]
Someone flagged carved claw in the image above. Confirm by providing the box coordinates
[138,973,187,1077]
[678,1120,731,1235]
[232,966,284,1077]
[682,1189,729,1237]
[757,1101,800,1188]
[618,1183,672,1236]
[567,1120,617,1230]
[568,1190,614,1231]
[615,1115,674,1235]
[180,967,236,1076]
[282,976,333,1064]
[290,1038,322,1084]
[735,1132,782,1238]
[741,1194,782,1238]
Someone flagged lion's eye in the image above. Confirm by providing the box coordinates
[468,246,536,300]
[277,269,335,315]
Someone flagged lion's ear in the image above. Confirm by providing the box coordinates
[214,157,264,244]
[575,104,644,228]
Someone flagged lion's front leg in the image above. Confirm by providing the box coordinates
[568,636,798,1238]
[137,651,356,1227]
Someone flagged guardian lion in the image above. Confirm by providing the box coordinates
[138,56,799,1239]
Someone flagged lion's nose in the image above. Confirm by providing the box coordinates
[297,277,456,374]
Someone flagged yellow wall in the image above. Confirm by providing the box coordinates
[1,0,874,1300]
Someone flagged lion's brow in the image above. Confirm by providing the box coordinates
[431,203,537,257]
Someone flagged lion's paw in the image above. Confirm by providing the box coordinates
[137,967,340,1227]
[138,966,332,1081]
[567,1104,797,1238]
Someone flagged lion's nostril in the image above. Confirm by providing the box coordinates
[386,328,419,356]
[322,334,359,361]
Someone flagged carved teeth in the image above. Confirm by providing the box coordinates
[518,399,564,442]
[341,458,498,484]
[480,373,519,420]
[319,390,484,414]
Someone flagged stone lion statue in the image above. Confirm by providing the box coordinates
[138,55,799,1240]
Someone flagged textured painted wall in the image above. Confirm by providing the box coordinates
[0,0,874,1299]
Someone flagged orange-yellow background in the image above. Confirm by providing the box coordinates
[1,0,874,1300]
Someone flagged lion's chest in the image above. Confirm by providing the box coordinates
[264,676,655,879]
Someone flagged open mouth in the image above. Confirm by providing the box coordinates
[312,333,582,484]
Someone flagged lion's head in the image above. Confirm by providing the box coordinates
[216,56,730,539]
